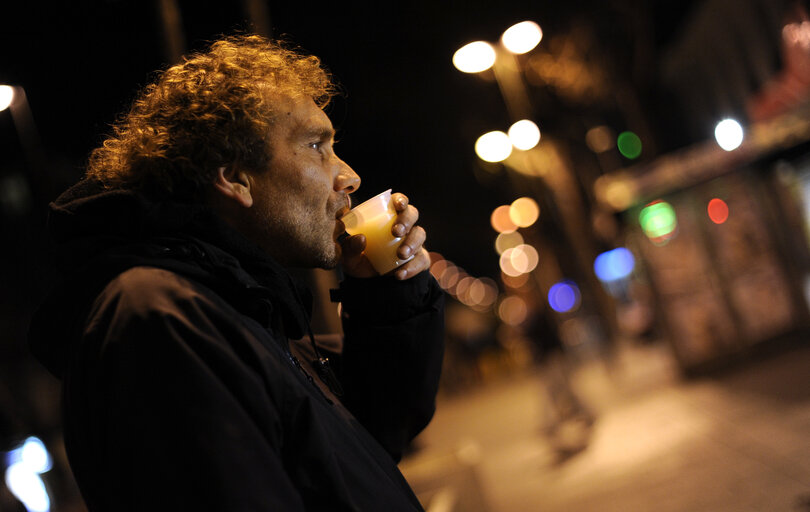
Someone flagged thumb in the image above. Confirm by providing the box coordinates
[341,233,366,257]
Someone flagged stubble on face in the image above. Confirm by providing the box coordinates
[241,96,348,270]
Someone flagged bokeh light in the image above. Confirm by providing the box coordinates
[438,263,460,289]
[707,198,729,224]
[430,254,497,310]
[495,231,524,254]
[512,244,539,273]
[548,280,581,313]
[455,276,475,303]
[507,119,541,150]
[457,278,488,307]
[475,131,512,162]
[714,119,744,151]
[477,278,499,308]
[447,269,470,296]
[585,125,615,153]
[5,437,53,512]
[639,200,677,244]
[509,197,540,227]
[595,176,636,211]
[491,205,518,233]
[453,41,497,73]
[498,295,528,325]
[594,247,635,282]
[500,248,522,277]
[500,244,539,277]
[617,131,642,159]
[501,21,543,54]
[429,257,448,280]
[0,85,14,112]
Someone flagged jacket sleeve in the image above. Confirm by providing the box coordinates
[336,270,445,461]
[64,268,307,511]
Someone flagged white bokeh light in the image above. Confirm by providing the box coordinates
[475,131,512,162]
[507,119,541,150]
[0,85,14,112]
[452,41,497,73]
[714,118,744,151]
[501,21,543,54]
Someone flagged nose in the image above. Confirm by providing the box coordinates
[334,158,361,194]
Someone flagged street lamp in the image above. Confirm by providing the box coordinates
[454,21,611,331]
[0,85,14,111]
[507,119,541,150]
[0,84,44,174]
[453,21,542,121]
[714,118,744,151]
[475,130,512,162]
[452,41,496,73]
[501,21,543,54]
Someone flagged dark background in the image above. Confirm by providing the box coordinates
[1,0,723,280]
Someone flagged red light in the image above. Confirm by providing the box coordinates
[708,198,729,224]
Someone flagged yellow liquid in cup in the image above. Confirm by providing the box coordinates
[342,190,413,274]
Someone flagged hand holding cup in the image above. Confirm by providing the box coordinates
[339,190,429,280]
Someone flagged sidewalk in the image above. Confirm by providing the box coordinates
[399,340,810,512]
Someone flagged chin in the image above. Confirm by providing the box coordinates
[312,243,340,270]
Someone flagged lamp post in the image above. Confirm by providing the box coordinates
[453,22,618,344]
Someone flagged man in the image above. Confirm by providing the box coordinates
[29,35,444,510]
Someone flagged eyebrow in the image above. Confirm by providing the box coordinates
[299,125,336,142]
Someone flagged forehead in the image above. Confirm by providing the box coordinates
[271,95,334,139]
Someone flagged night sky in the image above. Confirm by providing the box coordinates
[1,0,699,280]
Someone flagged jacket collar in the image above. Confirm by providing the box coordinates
[30,179,314,377]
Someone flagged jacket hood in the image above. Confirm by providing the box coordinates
[29,178,314,378]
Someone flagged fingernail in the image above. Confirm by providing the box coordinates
[397,268,408,279]
[393,224,405,236]
[400,245,412,258]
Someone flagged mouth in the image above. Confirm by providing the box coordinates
[334,212,348,242]
[335,195,352,219]
[333,196,352,241]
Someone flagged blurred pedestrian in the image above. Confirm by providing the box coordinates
[524,302,594,458]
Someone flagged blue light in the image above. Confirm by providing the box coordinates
[4,437,52,512]
[594,248,635,282]
[548,280,581,313]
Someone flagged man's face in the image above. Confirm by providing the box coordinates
[243,95,360,268]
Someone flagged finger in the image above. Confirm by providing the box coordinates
[392,205,419,237]
[339,234,378,278]
[340,233,366,258]
[395,248,430,280]
[391,193,409,212]
[397,225,426,260]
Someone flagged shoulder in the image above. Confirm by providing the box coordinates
[94,266,216,320]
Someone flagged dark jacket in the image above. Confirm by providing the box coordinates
[28,179,445,511]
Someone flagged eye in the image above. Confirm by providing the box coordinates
[308,141,322,151]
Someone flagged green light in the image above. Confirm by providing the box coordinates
[639,200,677,243]
[617,131,642,159]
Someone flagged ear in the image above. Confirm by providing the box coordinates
[213,166,253,208]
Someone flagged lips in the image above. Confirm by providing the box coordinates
[334,209,348,241]
[335,195,351,218]
[335,206,350,219]
[333,196,352,240]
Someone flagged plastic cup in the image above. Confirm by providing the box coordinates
[340,189,414,274]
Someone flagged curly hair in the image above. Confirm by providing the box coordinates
[86,34,336,198]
